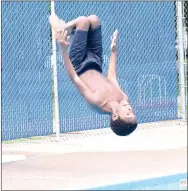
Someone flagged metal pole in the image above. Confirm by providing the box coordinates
[176,1,186,121]
[50,1,60,140]
[182,2,187,116]
[0,0,2,142]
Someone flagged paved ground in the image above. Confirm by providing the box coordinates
[2,121,187,190]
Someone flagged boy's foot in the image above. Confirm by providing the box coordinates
[49,13,71,40]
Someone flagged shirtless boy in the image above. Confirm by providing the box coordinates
[49,14,138,136]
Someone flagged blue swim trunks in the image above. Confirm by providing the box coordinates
[69,25,103,76]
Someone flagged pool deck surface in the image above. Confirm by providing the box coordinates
[2,121,187,190]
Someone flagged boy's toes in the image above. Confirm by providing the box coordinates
[49,14,66,31]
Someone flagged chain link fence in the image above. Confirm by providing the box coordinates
[184,1,188,44]
[2,2,53,140]
[183,1,188,79]
[2,1,184,141]
[175,1,187,121]
[55,2,178,133]
[183,1,188,113]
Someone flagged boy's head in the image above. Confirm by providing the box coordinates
[110,99,137,136]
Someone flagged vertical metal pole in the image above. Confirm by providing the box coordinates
[182,2,187,116]
[176,1,186,121]
[0,0,2,143]
[50,1,60,140]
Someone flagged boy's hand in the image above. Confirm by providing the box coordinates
[57,30,70,52]
[110,29,118,52]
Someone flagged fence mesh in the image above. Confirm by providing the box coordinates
[2,2,53,140]
[183,1,188,115]
[2,2,180,140]
[183,2,188,62]
[55,2,178,133]
[184,2,188,32]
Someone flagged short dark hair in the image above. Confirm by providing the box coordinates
[110,117,138,136]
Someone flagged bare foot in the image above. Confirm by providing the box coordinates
[49,13,68,40]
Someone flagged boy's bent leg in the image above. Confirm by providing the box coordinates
[87,15,103,63]
[69,17,90,72]
[49,14,90,36]
[88,15,101,29]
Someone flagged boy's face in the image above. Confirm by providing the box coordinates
[116,100,136,121]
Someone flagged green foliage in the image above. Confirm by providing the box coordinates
[48,1,52,54]
[184,2,188,32]
[184,2,188,59]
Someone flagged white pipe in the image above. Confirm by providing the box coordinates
[176,1,186,121]
[0,0,2,142]
[50,1,60,140]
[182,2,187,116]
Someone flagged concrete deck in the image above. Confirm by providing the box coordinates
[2,121,187,190]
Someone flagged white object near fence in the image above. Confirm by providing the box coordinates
[176,1,187,122]
[50,1,60,140]
[0,0,1,72]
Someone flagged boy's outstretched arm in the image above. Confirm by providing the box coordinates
[107,30,129,100]
[107,29,119,87]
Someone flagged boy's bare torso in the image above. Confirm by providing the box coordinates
[79,69,125,112]
[49,14,127,113]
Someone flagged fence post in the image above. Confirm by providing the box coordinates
[182,2,187,118]
[0,1,2,140]
[50,1,60,140]
[176,1,187,122]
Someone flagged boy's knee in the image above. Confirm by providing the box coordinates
[87,15,101,28]
[76,16,90,30]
